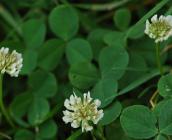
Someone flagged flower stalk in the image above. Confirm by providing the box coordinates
[155,43,163,76]
[0,131,11,140]
[0,75,15,128]
[66,129,82,140]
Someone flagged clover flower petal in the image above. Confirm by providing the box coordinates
[0,47,23,77]
[145,15,172,43]
[62,91,104,132]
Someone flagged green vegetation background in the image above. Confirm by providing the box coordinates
[0,0,172,140]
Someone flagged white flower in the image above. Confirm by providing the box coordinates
[145,14,172,43]
[62,91,104,132]
[0,47,23,77]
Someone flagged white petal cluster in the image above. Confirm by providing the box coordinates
[62,91,104,132]
[145,15,172,43]
[0,47,23,77]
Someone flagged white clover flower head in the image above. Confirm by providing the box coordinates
[145,14,172,43]
[0,47,23,77]
[62,91,104,132]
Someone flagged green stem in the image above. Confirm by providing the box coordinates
[0,75,15,128]
[98,128,106,140]
[0,4,22,36]
[167,135,171,140]
[91,131,97,140]
[73,0,132,11]
[0,132,11,140]
[155,43,163,76]
[92,127,106,140]
[40,102,63,125]
[66,129,82,140]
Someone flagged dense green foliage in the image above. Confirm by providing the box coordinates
[1,0,172,140]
